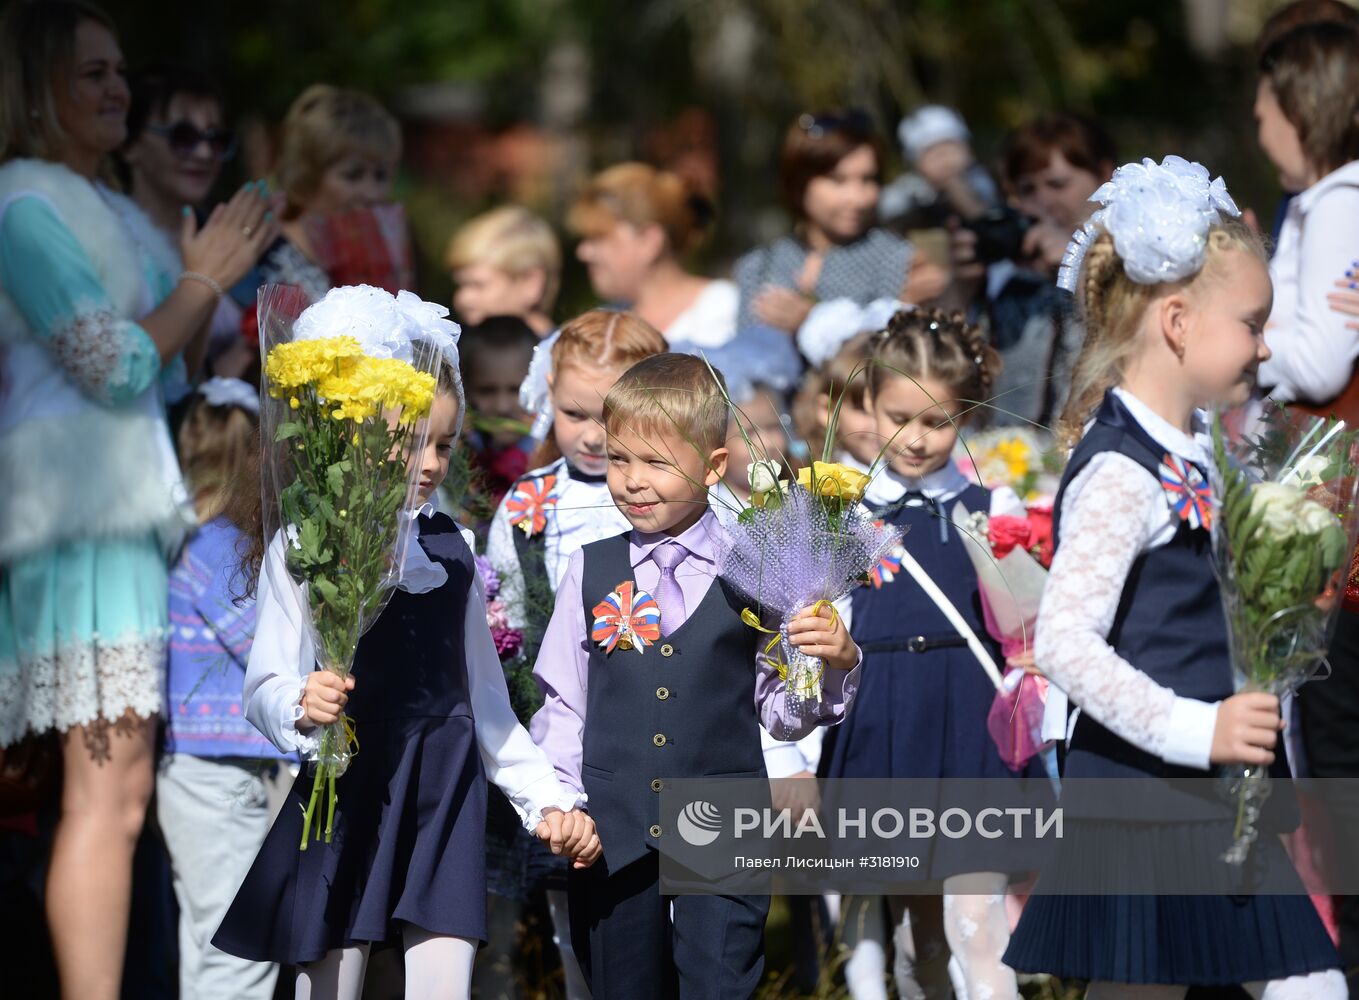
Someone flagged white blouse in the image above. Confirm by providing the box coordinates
[485,458,631,628]
[663,279,739,349]
[243,510,581,831]
[1258,160,1359,404]
[1035,387,1221,769]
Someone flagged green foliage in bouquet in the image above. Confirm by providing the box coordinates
[1209,408,1357,864]
[265,335,436,847]
[1210,417,1350,686]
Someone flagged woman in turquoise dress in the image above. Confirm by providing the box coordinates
[0,4,273,997]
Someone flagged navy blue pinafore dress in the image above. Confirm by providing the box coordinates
[214,512,490,964]
[1004,392,1339,984]
[825,479,1041,879]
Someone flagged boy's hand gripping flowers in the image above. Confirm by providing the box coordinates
[785,602,857,672]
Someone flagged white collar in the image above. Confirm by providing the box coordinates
[864,459,970,506]
[1111,387,1210,466]
[397,502,447,593]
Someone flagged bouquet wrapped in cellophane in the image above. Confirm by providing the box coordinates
[1210,402,1359,864]
[258,284,457,848]
[718,460,901,727]
[954,498,1054,771]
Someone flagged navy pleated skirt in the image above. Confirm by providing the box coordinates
[1004,819,1339,985]
[213,714,488,965]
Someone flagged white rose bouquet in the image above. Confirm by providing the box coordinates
[1210,404,1359,863]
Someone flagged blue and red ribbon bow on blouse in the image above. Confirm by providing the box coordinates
[1158,452,1213,531]
[868,519,906,588]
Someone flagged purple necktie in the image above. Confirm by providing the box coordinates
[652,541,688,637]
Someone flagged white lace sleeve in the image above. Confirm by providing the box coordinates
[1035,454,1218,769]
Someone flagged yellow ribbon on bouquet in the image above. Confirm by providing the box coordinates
[740,600,839,696]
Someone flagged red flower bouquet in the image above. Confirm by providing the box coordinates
[955,500,1054,771]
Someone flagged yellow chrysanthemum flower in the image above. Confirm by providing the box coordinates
[264,336,365,395]
[995,437,1033,481]
[346,357,436,420]
[797,461,871,503]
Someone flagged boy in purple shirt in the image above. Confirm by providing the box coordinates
[530,353,862,998]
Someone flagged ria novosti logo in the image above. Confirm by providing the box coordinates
[676,800,723,846]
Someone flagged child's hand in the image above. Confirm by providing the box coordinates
[299,672,355,729]
[787,604,858,672]
[535,808,602,869]
[1209,692,1284,766]
[770,770,821,820]
[1330,277,1359,331]
[1006,649,1044,677]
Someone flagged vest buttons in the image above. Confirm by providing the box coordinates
[649,824,662,838]
[651,778,663,792]
[653,733,667,747]
[660,643,674,657]
[656,686,670,700]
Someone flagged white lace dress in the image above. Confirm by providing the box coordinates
[0,182,184,748]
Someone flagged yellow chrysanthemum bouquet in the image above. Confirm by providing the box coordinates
[257,284,456,848]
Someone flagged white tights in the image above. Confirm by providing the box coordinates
[1084,971,1348,1000]
[889,873,1018,1000]
[294,926,478,1000]
[840,895,891,999]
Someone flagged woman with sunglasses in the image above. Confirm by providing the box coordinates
[119,64,254,380]
[734,109,944,343]
[0,4,275,997]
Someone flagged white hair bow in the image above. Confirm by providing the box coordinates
[199,376,259,414]
[1056,154,1241,294]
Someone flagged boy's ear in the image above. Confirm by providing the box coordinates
[545,370,555,392]
[704,447,730,487]
[816,392,831,431]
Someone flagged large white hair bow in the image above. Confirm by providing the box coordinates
[1056,155,1240,294]
[519,328,560,443]
[293,285,461,367]
[292,284,465,433]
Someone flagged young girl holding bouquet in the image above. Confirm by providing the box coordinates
[213,354,600,1000]
[825,307,1030,1000]
[1003,156,1343,997]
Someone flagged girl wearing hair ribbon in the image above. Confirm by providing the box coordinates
[212,288,599,1000]
[1004,157,1344,996]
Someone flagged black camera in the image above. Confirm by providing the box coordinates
[961,208,1033,265]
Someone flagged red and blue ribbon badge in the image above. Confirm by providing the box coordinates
[868,519,906,589]
[591,580,662,654]
[506,474,559,537]
[1158,452,1213,531]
